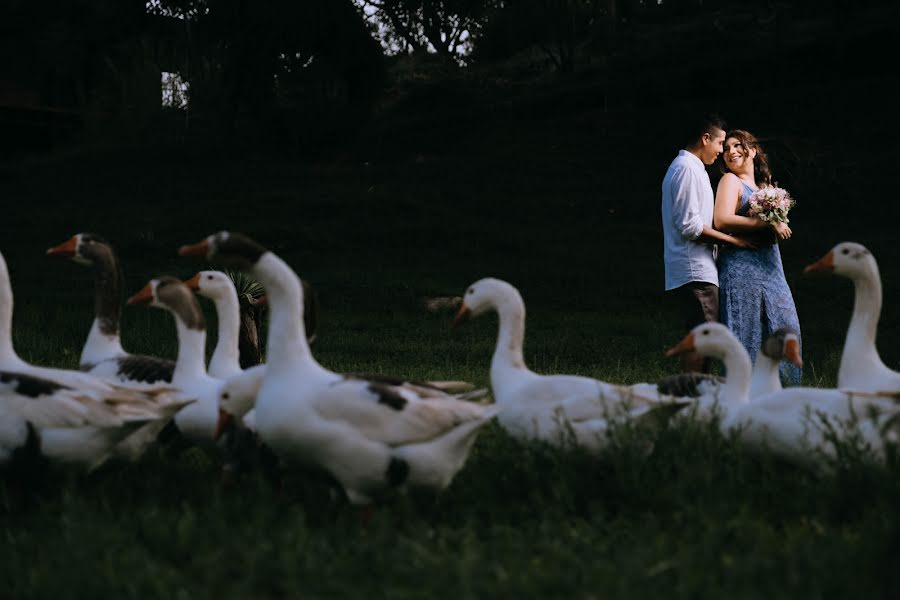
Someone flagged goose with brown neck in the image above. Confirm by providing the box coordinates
[804,242,900,394]
[669,322,900,469]
[179,231,498,506]
[127,276,230,446]
[47,233,175,384]
[0,249,192,466]
[453,278,688,453]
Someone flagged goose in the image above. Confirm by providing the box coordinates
[640,327,802,406]
[804,242,900,394]
[452,277,687,453]
[1,369,189,472]
[183,271,473,439]
[0,249,191,463]
[46,233,176,384]
[750,328,802,397]
[126,276,232,447]
[667,322,900,468]
[178,231,498,506]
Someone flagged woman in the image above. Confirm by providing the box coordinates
[714,129,802,386]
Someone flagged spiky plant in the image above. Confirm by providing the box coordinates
[225,269,266,368]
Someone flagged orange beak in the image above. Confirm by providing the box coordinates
[178,239,210,258]
[46,235,78,258]
[183,273,202,290]
[665,332,696,357]
[126,282,155,306]
[784,337,803,368]
[213,408,235,442]
[452,305,471,329]
[803,251,834,275]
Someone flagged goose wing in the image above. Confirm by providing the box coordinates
[312,376,492,446]
[1,371,124,428]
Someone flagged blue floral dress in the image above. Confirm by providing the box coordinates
[718,181,802,386]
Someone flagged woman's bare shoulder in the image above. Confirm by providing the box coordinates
[716,172,742,192]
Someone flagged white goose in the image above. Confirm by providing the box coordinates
[0,249,191,464]
[638,327,802,406]
[126,277,230,447]
[186,270,482,446]
[179,232,498,505]
[46,233,176,384]
[668,322,900,468]
[804,242,900,393]
[453,278,687,453]
[1,369,188,471]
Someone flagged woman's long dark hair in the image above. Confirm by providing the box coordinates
[721,129,773,187]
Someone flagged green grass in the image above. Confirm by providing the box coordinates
[3,102,900,598]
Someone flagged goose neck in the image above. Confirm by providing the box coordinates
[749,353,781,397]
[252,253,315,373]
[173,318,208,380]
[490,296,527,373]
[721,341,752,405]
[844,272,882,360]
[0,253,21,364]
[209,289,242,375]
[92,252,123,336]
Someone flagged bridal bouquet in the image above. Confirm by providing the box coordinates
[748,186,795,224]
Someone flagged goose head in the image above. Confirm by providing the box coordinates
[213,372,262,440]
[127,276,206,331]
[666,322,740,363]
[760,327,803,368]
[804,242,879,282]
[454,278,521,327]
[184,270,235,302]
[178,231,267,272]
[46,232,113,267]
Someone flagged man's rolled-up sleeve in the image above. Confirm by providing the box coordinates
[670,168,704,240]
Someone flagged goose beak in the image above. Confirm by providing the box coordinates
[803,251,834,274]
[183,273,202,290]
[784,338,803,368]
[46,236,78,258]
[453,305,471,329]
[665,332,695,357]
[178,240,210,258]
[126,282,155,306]
[214,408,235,442]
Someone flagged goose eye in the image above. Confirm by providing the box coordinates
[702,330,710,335]
[841,248,850,255]
[222,392,230,399]
[207,275,214,280]
[467,289,474,295]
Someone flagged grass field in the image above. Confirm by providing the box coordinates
[2,94,900,598]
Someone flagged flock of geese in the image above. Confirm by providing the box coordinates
[1,232,899,507]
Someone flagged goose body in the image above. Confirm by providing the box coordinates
[1,370,189,470]
[805,242,900,393]
[180,232,497,505]
[669,322,900,467]
[0,249,191,466]
[454,278,686,453]
[47,233,176,384]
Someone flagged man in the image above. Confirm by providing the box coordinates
[661,113,752,373]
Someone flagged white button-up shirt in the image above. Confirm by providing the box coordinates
[661,149,718,290]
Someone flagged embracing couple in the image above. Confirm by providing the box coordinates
[661,113,801,385]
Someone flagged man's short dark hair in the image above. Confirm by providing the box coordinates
[684,113,727,147]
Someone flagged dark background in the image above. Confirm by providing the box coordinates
[1,0,898,365]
